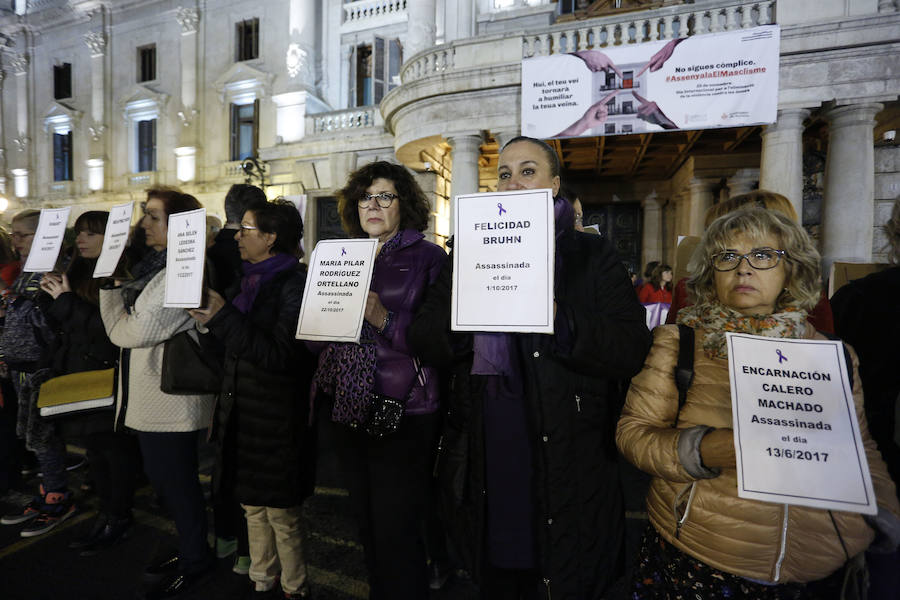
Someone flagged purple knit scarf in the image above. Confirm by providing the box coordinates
[471,195,574,375]
[232,253,298,314]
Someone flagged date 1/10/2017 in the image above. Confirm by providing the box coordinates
[486,285,518,291]
[765,447,829,462]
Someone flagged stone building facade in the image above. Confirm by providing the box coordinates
[0,0,897,272]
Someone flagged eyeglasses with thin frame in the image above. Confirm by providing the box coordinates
[711,248,786,272]
[358,192,398,209]
[11,232,34,240]
[239,223,258,232]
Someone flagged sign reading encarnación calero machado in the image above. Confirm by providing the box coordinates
[452,189,554,334]
[295,238,378,344]
[727,333,877,515]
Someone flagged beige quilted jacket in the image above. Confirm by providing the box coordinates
[99,270,214,433]
[617,324,900,583]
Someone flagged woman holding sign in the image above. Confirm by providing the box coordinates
[99,189,215,599]
[189,199,316,600]
[312,161,447,600]
[39,211,140,554]
[616,207,900,597]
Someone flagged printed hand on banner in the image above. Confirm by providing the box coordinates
[636,38,686,77]
[188,288,225,325]
[554,89,621,137]
[699,427,736,469]
[571,51,624,79]
[632,91,678,130]
[40,273,71,300]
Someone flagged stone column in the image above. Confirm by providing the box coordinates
[288,0,316,89]
[686,178,717,236]
[879,0,896,13]
[727,168,759,198]
[175,7,200,181]
[84,31,107,189]
[641,192,663,269]
[759,108,809,222]
[494,130,518,151]
[407,0,437,58]
[822,103,882,270]
[10,53,29,195]
[445,0,475,44]
[448,133,482,233]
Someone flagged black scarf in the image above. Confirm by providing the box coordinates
[120,249,167,312]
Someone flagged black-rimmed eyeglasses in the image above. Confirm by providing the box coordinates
[358,192,398,208]
[711,248,785,271]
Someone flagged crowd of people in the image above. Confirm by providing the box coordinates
[0,136,897,600]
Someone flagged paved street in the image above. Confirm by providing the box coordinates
[0,413,479,600]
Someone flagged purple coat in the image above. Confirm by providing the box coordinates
[370,230,447,414]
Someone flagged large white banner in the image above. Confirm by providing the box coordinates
[522,25,780,139]
[727,333,877,515]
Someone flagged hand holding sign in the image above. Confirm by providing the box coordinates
[40,273,71,299]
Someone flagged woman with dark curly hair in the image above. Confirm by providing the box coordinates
[311,160,448,599]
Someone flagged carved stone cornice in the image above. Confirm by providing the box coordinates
[88,123,106,141]
[84,31,107,56]
[9,53,28,75]
[286,43,307,79]
[175,7,200,34]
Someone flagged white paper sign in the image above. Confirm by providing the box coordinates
[23,207,72,273]
[452,189,554,333]
[93,202,135,278]
[164,208,206,308]
[295,238,378,343]
[727,333,877,515]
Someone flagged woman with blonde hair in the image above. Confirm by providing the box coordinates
[618,206,900,598]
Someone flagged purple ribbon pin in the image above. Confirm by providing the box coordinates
[776,349,787,364]
[498,202,507,216]
[341,247,347,256]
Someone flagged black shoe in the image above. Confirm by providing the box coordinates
[143,554,180,582]
[69,513,109,550]
[144,568,210,600]
[79,515,132,556]
[429,561,451,591]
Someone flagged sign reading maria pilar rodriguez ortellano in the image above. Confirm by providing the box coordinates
[452,189,555,334]
[727,333,877,515]
[295,238,378,344]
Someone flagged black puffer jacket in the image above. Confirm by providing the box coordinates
[207,263,316,508]
[42,291,119,438]
[408,229,651,600]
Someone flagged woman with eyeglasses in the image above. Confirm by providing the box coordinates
[616,207,900,598]
[189,199,315,599]
[310,161,447,599]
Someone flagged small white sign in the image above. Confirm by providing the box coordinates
[452,189,555,333]
[93,202,135,278]
[295,238,378,343]
[23,207,72,273]
[727,333,877,515]
[164,208,206,308]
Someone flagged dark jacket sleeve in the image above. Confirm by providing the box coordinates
[207,272,306,372]
[555,236,651,379]
[407,256,458,368]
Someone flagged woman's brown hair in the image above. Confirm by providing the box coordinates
[337,161,430,237]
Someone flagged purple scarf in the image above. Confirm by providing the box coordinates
[232,253,298,314]
[472,195,574,375]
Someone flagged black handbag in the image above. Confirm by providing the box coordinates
[363,358,425,438]
[161,330,222,395]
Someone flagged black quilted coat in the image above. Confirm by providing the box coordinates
[207,264,316,508]
[408,229,651,599]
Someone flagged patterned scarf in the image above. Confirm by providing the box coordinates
[120,249,167,312]
[677,303,808,359]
